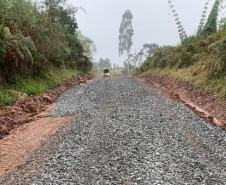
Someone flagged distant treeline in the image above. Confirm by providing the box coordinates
[0,0,94,84]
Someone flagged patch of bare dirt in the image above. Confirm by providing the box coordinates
[0,114,75,179]
[0,74,87,139]
[139,74,226,129]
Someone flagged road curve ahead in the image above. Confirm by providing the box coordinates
[4,78,226,184]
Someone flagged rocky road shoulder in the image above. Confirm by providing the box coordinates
[139,74,226,129]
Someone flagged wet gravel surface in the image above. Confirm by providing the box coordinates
[2,78,226,184]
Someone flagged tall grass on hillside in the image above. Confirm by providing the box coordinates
[134,30,226,98]
[0,67,80,106]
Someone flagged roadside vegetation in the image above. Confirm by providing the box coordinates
[93,58,123,77]
[110,68,123,77]
[0,0,96,106]
[134,0,226,99]
[0,67,80,106]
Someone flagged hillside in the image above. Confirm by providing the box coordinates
[0,0,95,107]
[134,30,226,99]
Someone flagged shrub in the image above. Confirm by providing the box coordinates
[0,25,6,66]
[178,52,193,68]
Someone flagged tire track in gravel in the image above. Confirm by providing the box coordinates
[1,78,226,184]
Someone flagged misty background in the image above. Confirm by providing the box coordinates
[68,0,215,67]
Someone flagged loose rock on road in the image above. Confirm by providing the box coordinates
[2,78,226,184]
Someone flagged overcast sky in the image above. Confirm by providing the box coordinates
[68,0,215,67]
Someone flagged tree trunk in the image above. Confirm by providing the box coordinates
[127,51,130,76]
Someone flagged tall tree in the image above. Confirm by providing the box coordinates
[121,60,134,76]
[131,43,160,67]
[132,49,144,67]
[143,43,160,56]
[77,31,96,60]
[98,58,111,71]
[201,0,221,36]
[119,9,134,75]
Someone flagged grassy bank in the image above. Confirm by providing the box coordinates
[0,67,80,107]
[134,30,226,99]
[143,66,226,99]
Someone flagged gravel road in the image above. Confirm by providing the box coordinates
[2,78,226,184]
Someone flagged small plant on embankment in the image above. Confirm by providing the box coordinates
[134,0,226,99]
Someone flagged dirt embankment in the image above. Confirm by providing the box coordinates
[0,74,88,139]
[139,74,226,129]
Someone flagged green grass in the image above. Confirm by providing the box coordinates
[0,90,14,106]
[0,67,80,107]
[110,68,123,77]
[135,30,226,99]
[142,66,226,99]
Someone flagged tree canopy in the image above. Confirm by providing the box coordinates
[0,0,95,83]
[131,43,168,67]
[98,58,111,71]
[201,0,221,36]
[119,9,134,75]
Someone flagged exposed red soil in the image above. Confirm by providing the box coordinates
[0,74,88,139]
[139,74,226,129]
[0,114,75,179]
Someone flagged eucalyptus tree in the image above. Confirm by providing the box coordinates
[121,60,134,76]
[119,9,134,75]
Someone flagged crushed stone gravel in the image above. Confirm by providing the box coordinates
[1,78,226,184]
